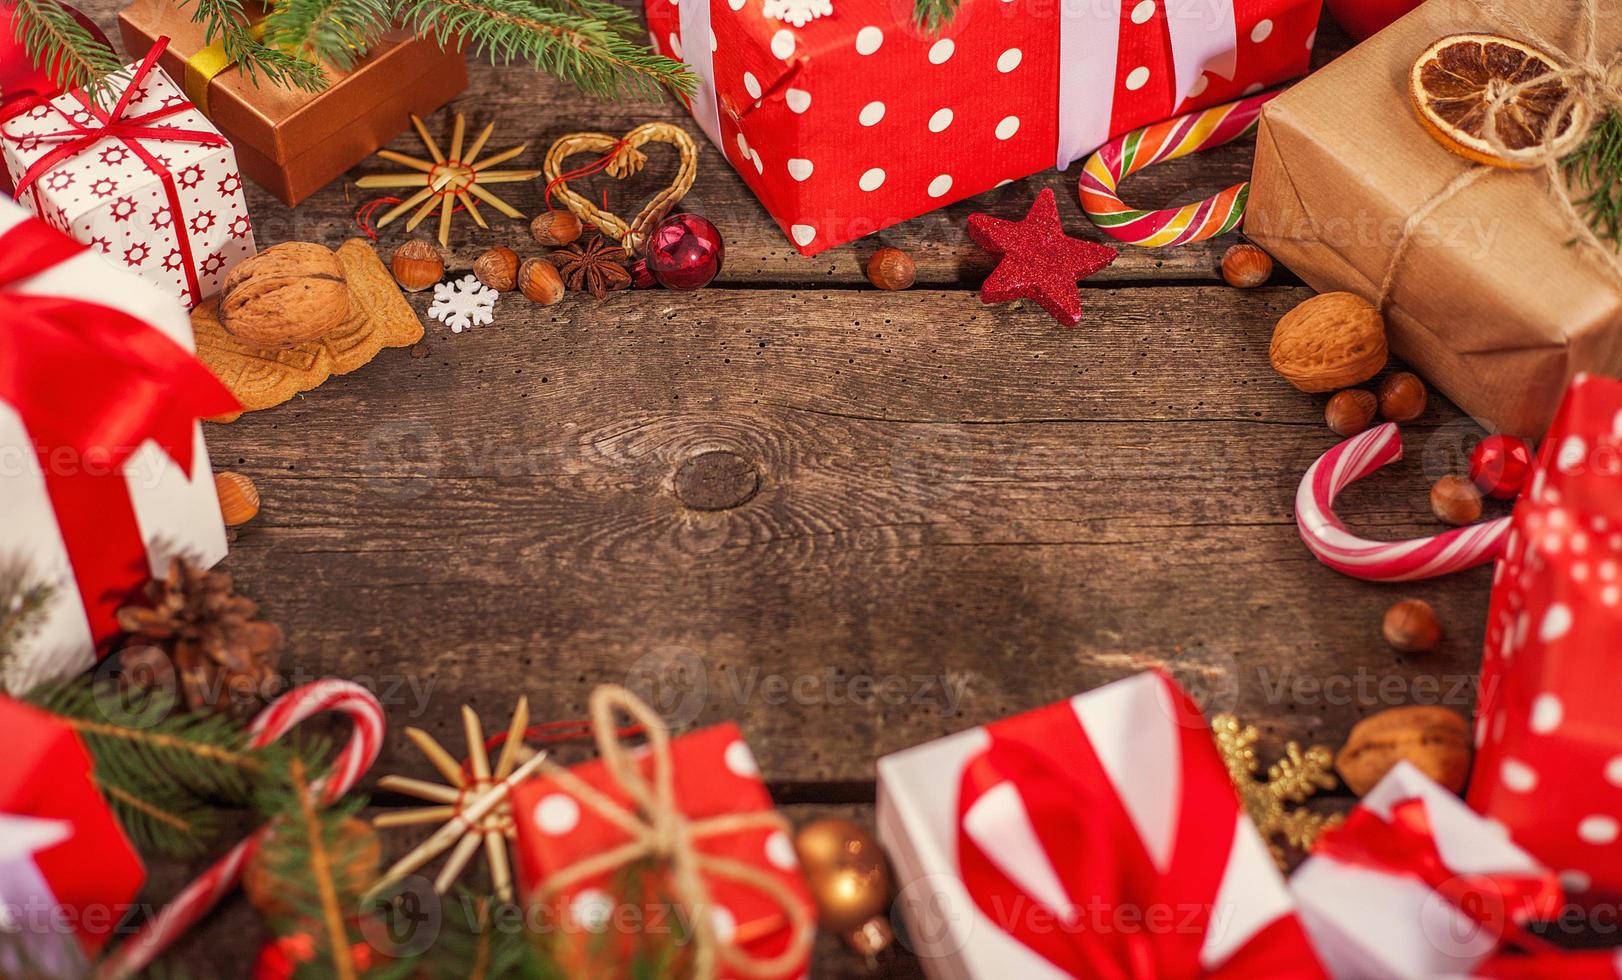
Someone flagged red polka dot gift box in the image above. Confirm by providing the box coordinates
[644,0,1320,255]
[0,44,256,311]
[511,718,815,977]
[1469,374,1622,900]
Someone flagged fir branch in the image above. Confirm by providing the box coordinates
[0,560,53,686]
[399,0,695,101]
[533,0,640,40]
[260,0,392,72]
[912,0,959,34]
[1566,110,1622,249]
[24,677,319,858]
[4,0,124,97]
[182,0,328,92]
[288,758,359,980]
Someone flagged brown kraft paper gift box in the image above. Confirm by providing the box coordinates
[1245,0,1622,437]
[118,0,467,207]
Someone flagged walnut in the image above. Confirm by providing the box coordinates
[219,242,350,350]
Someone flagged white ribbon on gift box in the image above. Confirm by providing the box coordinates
[675,0,1239,169]
[0,814,86,979]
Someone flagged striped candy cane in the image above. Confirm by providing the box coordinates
[1080,92,1279,248]
[99,680,385,980]
[1297,423,1512,582]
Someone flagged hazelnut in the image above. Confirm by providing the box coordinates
[1269,292,1388,392]
[1221,243,1273,288]
[531,211,583,247]
[867,247,916,290]
[1382,599,1441,654]
[473,246,520,292]
[214,471,260,527]
[391,239,444,292]
[220,242,350,349]
[1378,371,1428,422]
[1431,475,1484,526]
[518,258,564,305]
[1325,389,1378,437]
[1336,706,1471,797]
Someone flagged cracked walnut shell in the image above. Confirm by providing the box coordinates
[220,243,350,350]
[1270,292,1388,393]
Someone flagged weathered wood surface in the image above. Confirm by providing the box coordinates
[68,8,1505,977]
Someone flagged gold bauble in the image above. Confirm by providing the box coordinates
[793,818,896,956]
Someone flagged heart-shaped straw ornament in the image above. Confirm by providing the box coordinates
[543,122,699,254]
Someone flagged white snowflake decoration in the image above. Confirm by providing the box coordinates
[763,0,830,27]
[428,275,498,334]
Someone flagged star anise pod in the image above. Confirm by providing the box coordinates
[549,235,632,300]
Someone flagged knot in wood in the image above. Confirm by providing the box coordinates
[673,451,759,510]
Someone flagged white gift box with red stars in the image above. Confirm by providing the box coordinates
[644,0,1320,255]
[0,61,254,309]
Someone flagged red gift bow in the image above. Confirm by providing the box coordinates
[0,215,240,650]
[955,673,1325,980]
[1313,797,1564,955]
[12,39,229,304]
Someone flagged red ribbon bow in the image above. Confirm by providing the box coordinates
[954,672,1326,980]
[1314,797,1564,954]
[0,214,240,648]
[11,39,229,305]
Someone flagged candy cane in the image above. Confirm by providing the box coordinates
[1297,423,1512,582]
[98,680,385,980]
[1080,92,1279,248]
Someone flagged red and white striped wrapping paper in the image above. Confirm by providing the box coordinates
[1469,374,1622,900]
[644,0,1319,255]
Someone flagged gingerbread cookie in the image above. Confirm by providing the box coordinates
[195,239,424,422]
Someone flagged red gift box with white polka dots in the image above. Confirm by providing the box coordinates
[511,722,814,977]
[0,63,255,310]
[645,0,1320,255]
[1470,373,1622,899]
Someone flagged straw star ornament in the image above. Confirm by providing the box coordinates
[356,111,541,247]
[372,697,545,902]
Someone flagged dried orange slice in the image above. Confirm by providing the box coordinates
[1409,34,1586,169]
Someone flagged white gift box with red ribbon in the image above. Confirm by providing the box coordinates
[876,670,1323,980]
[1289,762,1557,980]
[0,195,236,694]
[0,47,254,309]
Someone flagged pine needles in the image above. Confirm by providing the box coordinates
[912,0,959,34]
[1566,110,1622,250]
[4,0,123,99]
[184,0,328,92]
[260,0,393,72]
[25,678,317,858]
[398,0,695,101]
[0,561,53,688]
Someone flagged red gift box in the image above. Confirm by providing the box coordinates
[1469,374,1622,898]
[0,695,145,968]
[645,0,1319,255]
[511,705,814,978]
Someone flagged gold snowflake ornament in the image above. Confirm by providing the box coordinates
[356,111,541,247]
[1211,713,1340,868]
[372,698,547,902]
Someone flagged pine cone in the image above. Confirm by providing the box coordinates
[117,559,283,715]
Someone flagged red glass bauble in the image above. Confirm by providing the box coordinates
[644,213,724,290]
[1324,0,1425,42]
[1470,434,1534,500]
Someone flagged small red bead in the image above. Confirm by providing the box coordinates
[1469,434,1534,500]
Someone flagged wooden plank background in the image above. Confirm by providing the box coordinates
[64,8,1509,976]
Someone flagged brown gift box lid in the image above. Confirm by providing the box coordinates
[117,0,467,206]
[1246,0,1622,437]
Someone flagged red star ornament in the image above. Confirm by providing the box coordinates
[968,187,1119,327]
